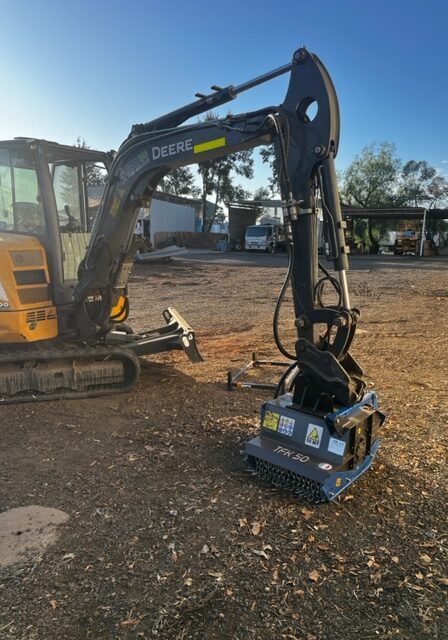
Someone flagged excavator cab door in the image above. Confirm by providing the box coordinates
[51,158,107,286]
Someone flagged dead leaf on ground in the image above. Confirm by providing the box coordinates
[252,548,270,560]
[208,570,224,581]
[308,569,320,582]
[301,508,314,521]
[119,619,140,628]
[251,521,262,536]
[420,553,432,565]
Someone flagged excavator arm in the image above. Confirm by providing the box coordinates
[75,49,342,340]
[74,108,274,335]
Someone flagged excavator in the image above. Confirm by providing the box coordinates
[0,48,385,501]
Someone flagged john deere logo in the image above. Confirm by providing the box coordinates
[305,423,323,449]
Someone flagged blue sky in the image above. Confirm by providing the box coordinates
[1,0,447,189]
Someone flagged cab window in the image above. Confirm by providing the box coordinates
[51,160,106,284]
[53,164,83,231]
[0,148,46,234]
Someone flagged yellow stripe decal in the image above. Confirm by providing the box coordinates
[193,137,226,154]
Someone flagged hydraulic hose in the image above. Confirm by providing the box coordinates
[273,242,296,360]
[273,361,299,399]
[314,262,342,308]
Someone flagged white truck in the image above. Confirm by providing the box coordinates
[244,222,286,252]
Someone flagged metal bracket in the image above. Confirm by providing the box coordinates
[105,307,203,363]
[227,352,294,391]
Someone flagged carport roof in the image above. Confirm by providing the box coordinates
[343,207,448,220]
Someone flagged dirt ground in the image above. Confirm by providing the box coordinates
[0,255,447,639]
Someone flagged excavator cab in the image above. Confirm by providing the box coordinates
[0,139,111,328]
[0,139,202,401]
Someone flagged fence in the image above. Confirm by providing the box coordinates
[154,231,227,249]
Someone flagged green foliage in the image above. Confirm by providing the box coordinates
[197,112,254,231]
[341,142,401,208]
[252,186,271,201]
[259,145,279,196]
[158,166,200,198]
[75,137,106,186]
[59,164,81,216]
[398,160,448,208]
[341,142,448,211]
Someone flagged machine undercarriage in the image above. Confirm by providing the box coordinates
[0,308,201,402]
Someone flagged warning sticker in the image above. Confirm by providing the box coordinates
[263,410,280,431]
[278,415,295,436]
[305,423,323,449]
[328,437,346,456]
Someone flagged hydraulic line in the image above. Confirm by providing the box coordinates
[314,264,342,308]
[273,245,343,361]
[271,111,343,362]
[273,361,298,399]
[273,241,296,361]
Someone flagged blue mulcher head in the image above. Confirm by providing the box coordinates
[246,391,385,503]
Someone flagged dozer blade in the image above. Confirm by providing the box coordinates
[106,307,203,363]
[246,391,384,502]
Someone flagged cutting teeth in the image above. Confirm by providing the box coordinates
[252,457,326,503]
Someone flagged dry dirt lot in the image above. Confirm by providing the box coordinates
[0,255,447,639]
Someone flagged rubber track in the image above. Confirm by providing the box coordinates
[0,342,141,404]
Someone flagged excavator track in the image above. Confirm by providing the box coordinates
[0,342,141,403]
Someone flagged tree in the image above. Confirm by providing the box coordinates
[197,113,254,231]
[75,137,106,186]
[259,145,279,196]
[398,160,448,208]
[158,166,200,198]
[252,186,271,219]
[253,186,271,201]
[341,142,401,209]
[341,142,402,253]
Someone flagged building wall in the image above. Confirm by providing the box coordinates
[146,198,196,243]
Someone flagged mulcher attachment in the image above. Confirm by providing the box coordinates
[246,391,385,502]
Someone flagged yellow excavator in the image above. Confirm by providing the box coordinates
[0,138,203,402]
